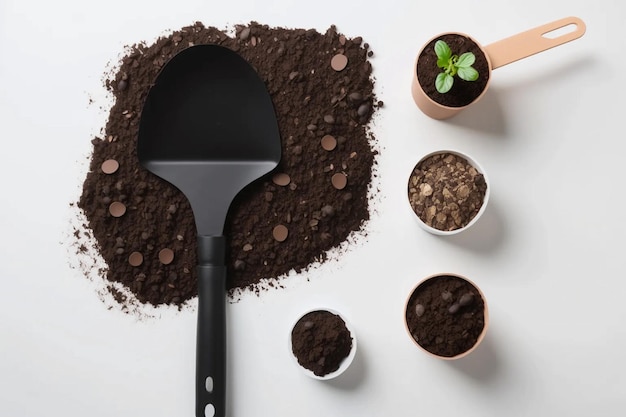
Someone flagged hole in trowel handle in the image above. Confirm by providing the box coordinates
[542,23,578,39]
[204,376,215,416]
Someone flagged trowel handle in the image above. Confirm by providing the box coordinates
[484,16,586,70]
[196,236,227,417]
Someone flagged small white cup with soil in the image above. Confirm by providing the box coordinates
[407,150,489,235]
[411,17,586,119]
[289,308,357,380]
[404,273,489,360]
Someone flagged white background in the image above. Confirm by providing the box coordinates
[1,0,625,416]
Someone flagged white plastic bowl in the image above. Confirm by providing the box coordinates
[288,308,357,380]
[407,149,490,235]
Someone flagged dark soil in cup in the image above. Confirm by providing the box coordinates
[291,310,353,376]
[416,33,490,107]
[406,275,485,357]
[408,152,487,231]
[74,22,380,307]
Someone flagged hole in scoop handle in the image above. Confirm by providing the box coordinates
[484,16,586,70]
[196,236,226,417]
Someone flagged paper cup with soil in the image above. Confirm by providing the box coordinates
[289,308,357,380]
[407,150,489,235]
[411,16,586,119]
[404,273,488,360]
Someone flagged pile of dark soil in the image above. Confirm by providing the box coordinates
[76,22,380,307]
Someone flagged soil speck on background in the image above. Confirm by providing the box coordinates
[75,22,380,308]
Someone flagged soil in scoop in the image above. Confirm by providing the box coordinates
[291,310,353,376]
[76,22,379,307]
[405,275,485,357]
[416,34,490,107]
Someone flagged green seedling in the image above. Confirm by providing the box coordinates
[434,40,479,94]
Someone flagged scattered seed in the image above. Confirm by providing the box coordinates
[323,114,335,124]
[273,224,289,242]
[320,135,337,151]
[109,202,126,217]
[338,35,346,45]
[441,291,452,301]
[331,173,347,190]
[243,243,253,252]
[303,320,315,329]
[272,173,291,186]
[158,248,175,265]
[448,303,460,314]
[117,80,128,91]
[330,54,348,71]
[128,252,144,267]
[101,159,119,174]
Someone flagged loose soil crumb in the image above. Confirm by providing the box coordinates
[75,22,380,308]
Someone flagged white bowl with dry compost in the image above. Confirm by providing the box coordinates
[407,150,490,235]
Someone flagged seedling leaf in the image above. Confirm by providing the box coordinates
[457,66,479,82]
[432,41,479,94]
[456,52,476,68]
[435,73,454,94]
[434,40,451,61]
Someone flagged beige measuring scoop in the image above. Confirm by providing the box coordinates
[412,16,586,119]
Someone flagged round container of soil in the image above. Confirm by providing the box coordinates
[289,308,357,380]
[411,17,586,119]
[407,149,489,235]
[412,32,491,120]
[404,273,489,360]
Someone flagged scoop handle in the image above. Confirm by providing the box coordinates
[196,236,227,417]
[484,16,586,70]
